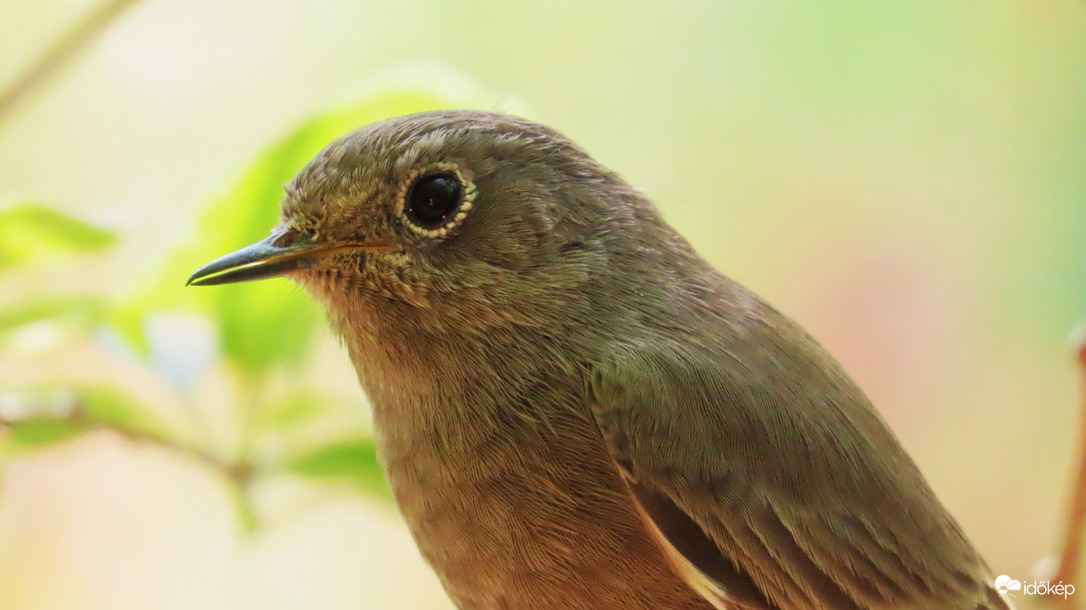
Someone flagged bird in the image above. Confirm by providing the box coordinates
[187,110,1008,610]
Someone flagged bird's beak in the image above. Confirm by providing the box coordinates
[186,229,398,287]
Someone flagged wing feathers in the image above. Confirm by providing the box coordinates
[626,477,772,609]
[589,342,1007,609]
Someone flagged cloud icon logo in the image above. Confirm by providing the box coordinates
[994,575,1022,596]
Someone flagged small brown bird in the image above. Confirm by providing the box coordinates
[189,110,1007,609]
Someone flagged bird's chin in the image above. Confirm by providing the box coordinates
[293,267,429,311]
[289,267,350,301]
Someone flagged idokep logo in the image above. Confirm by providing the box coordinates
[994,573,1016,594]
[994,575,1020,597]
[994,574,1075,600]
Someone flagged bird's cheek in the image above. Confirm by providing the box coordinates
[287,271,336,307]
[354,253,428,305]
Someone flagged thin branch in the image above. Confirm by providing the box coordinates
[1046,328,1086,602]
[106,423,247,482]
[0,411,246,484]
[0,0,142,128]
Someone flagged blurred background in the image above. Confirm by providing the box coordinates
[1,1,1084,608]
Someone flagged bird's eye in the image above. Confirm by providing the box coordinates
[405,172,463,229]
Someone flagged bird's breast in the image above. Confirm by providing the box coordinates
[369,380,711,610]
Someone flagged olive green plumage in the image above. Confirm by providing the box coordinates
[189,110,1007,610]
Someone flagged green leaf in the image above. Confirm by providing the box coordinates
[0,296,108,334]
[0,385,169,456]
[7,419,85,448]
[1,418,86,464]
[116,85,490,373]
[257,392,341,432]
[80,386,171,440]
[0,202,116,270]
[284,438,390,499]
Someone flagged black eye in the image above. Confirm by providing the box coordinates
[405,172,462,229]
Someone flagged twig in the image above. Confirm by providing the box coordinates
[0,412,249,486]
[1047,328,1086,602]
[0,389,262,530]
[0,0,142,128]
[106,423,249,482]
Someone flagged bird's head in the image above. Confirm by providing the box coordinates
[187,110,631,331]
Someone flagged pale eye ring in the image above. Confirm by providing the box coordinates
[396,164,475,238]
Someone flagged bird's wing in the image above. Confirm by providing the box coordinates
[587,341,1007,610]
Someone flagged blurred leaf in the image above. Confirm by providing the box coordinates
[6,419,85,448]
[284,438,390,499]
[0,417,87,463]
[258,392,340,432]
[0,202,116,270]
[0,385,169,458]
[116,86,485,373]
[0,296,108,333]
[79,386,171,439]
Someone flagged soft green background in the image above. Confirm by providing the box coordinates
[1,1,1084,608]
